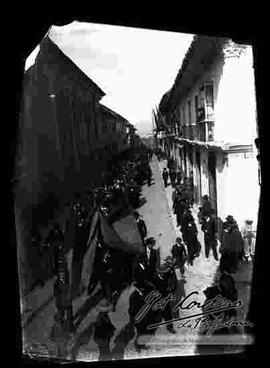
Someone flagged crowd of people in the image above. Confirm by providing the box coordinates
[29,146,154,332]
[28,147,256,359]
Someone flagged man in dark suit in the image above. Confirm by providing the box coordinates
[134,211,147,246]
[142,238,160,284]
[154,260,177,334]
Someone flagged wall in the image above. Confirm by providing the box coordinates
[15,38,133,292]
[174,54,224,137]
[221,152,260,228]
[214,46,257,145]
[200,148,209,197]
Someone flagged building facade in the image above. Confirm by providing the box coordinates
[157,35,260,228]
[14,36,134,290]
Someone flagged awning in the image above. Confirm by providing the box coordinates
[175,137,226,151]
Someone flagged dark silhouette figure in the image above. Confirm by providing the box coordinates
[201,209,219,260]
[146,167,152,187]
[128,282,162,353]
[181,210,201,265]
[134,211,147,247]
[93,310,116,361]
[169,169,176,187]
[162,168,169,187]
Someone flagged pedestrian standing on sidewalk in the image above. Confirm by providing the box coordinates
[171,236,188,277]
[173,195,187,227]
[181,210,201,266]
[169,169,176,187]
[162,168,169,188]
[143,238,160,284]
[134,211,147,247]
[197,207,203,224]
[146,166,152,187]
[201,195,212,224]
[241,219,256,262]
[220,216,244,274]
[202,209,219,261]
[176,171,182,186]
[172,185,180,205]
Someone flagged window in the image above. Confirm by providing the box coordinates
[195,95,199,123]
[181,106,185,125]
[188,100,192,125]
[205,82,214,120]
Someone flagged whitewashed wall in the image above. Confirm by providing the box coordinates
[214,46,257,145]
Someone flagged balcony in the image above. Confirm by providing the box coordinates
[197,106,215,123]
[197,121,214,142]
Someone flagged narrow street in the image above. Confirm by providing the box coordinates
[22,155,253,361]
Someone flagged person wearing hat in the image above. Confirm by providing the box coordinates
[171,236,188,277]
[241,219,256,262]
[201,209,219,261]
[142,238,160,284]
[134,211,148,247]
[172,185,181,206]
[201,195,212,225]
[154,261,177,334]
[201,272,238,336]
[181,210,201,266]
[220,216,244,274]
[162,168,169,188]
[169,168,177,187]
[173,194,188,228]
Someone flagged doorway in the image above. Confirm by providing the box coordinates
[208,151,217,212]
[195,150,202,205]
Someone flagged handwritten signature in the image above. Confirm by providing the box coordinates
[134,290,253,335]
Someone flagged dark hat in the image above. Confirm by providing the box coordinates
[97,300,113,312]
[157,262,171,274]
[225,215,236,223]
[176,236,183,244]
[203,195,209,199]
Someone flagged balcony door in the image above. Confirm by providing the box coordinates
[205,82,214,120]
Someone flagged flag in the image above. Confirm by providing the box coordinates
[156,106,169,133]
[79,210,145,291]
[152,109,161,131]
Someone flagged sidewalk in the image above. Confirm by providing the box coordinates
[155,157,219,278]
[155,156,254,323]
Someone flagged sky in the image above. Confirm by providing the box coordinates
[26,21,194,137]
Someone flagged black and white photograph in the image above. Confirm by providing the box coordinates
[13,20,261,362]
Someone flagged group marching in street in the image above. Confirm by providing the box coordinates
[29,146,256,359]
